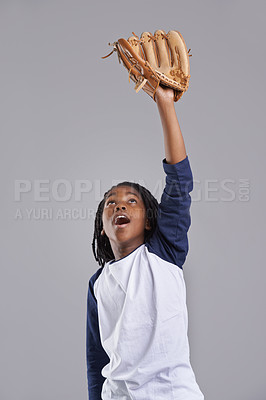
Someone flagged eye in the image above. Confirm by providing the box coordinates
[106,199,115,205]
[128,198,137,203]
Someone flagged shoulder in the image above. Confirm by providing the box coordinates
[88,266,105,302]
[89,266,104,285]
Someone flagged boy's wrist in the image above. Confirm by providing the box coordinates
[155,86,175,106]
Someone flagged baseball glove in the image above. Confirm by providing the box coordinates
[102,30,191,102]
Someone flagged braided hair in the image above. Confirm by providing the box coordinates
[92,181,159,267]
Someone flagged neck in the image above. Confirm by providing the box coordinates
[111,240,144,261]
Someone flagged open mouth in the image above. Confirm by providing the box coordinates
[114,214,130,226]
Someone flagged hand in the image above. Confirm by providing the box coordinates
[154,85,174,104]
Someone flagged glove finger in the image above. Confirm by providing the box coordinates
[117,37,160,101]
[154,30,171,69]
[167,30,190,76]
[117,39,141,83]
[128,34,145,59]
[140,31,159,68]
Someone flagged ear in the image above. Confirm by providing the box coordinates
[145,218,151,230]
[101,229,105,236]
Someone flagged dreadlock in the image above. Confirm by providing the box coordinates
[92,181,159,267]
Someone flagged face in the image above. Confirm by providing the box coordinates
[101,185,150,250]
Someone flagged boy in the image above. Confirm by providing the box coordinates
[87,85,204,399]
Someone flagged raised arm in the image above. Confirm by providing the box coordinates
[155,86,187,164]
[146,86,193,269]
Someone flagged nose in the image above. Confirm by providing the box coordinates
[115,203,127,211]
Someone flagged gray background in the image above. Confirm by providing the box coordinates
[1,0,265,399]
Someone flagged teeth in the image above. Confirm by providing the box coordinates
[116,216,126,221]
[115,215,129,224]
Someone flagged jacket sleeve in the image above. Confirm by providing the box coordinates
[86,269,110,400]
[146,155,193,269]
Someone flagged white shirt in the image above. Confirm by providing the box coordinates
[94,244,204,400]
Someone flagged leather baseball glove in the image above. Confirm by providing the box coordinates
[102,30,191,102]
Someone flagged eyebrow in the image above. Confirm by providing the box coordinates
[106,191,139,199]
